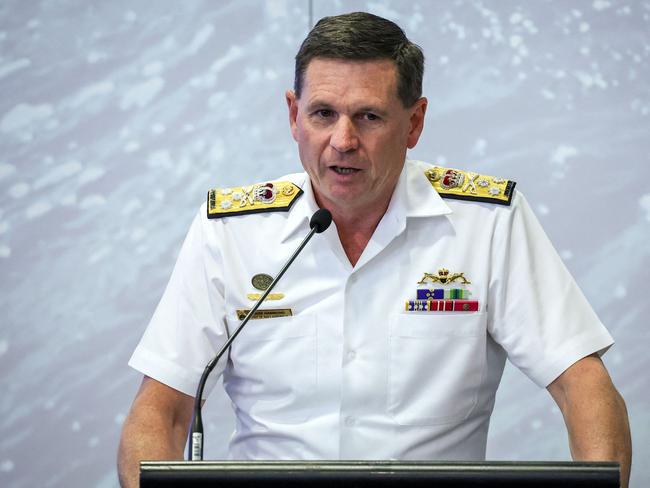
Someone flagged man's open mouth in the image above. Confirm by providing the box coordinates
[331,166,360,175]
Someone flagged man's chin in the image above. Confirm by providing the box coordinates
[320,191,370,211]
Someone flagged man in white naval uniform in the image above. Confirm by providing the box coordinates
[117,12,631,488]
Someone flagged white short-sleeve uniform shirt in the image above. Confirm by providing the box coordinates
[129,159,613,460]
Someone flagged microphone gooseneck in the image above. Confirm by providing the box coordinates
[188,208,331,461]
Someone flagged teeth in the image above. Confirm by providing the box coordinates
[333,167,357,174]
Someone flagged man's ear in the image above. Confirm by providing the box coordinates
[286,90,299,142]
[406,97,428,149]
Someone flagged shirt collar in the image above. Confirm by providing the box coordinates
[279,159,452,243]
[280,172,319,243]
[404,159,453,218]
[358,160,452,256]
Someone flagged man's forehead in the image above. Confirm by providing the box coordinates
[301,58,399,102]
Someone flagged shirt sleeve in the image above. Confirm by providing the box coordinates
[487,191,614,388]
[128,204,228,399]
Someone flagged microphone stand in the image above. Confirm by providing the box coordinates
[188,210,331,460]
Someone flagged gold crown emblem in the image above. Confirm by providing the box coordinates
[417,268,471,285]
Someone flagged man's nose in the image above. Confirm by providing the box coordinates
[330,117,359,153]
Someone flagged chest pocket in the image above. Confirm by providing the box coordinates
[388,312,487,425]
[223,314,317,424]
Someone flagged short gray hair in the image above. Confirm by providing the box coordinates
[294,12,425,107]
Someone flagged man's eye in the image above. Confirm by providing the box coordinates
[316,109,333,118]
[363,113,379,121]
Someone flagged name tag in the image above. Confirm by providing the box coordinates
[236,308,293,320]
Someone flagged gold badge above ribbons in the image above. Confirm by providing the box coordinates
[207,181,303,219]
[424,166,516,206]
[417,268,471,285]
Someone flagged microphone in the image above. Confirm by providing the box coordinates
[188,208,332,461]
[310,208,332,233]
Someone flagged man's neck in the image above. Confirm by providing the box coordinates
[327,201,390,267]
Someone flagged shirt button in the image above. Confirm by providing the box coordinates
[344,416,356,427]
[347,350,356,361]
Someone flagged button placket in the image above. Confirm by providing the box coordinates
[339,271,362,455]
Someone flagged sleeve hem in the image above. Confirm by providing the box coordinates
[526,330,614,388]
[128,345,220,400]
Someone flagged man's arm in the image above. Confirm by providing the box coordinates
[547,354,632,488]
[117,376,195,488]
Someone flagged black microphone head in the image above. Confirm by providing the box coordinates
[310,208,332,233]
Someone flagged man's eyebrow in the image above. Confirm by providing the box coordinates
[305,100,389,117]
[305,100,334,112]
[357,106,389,117]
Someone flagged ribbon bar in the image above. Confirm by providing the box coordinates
[416,289,470,300]
[405,300,479,312]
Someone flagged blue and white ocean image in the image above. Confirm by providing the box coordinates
[1,1,648,486]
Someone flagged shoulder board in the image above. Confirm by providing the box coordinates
[424,166,516,206]
[207,181,303,219]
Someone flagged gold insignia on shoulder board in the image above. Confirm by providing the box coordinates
[207,181,303,219]
[424,166,516,206]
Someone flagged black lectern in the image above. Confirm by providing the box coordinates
[140,460,619,487]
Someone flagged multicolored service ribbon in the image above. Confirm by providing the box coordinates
[416,288,470,300]
[405,300,479,312]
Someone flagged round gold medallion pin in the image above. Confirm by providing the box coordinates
[251,273,273,291]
